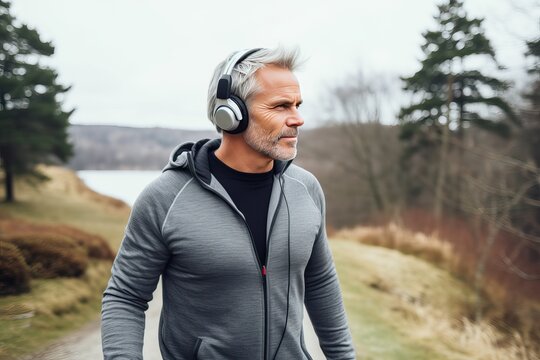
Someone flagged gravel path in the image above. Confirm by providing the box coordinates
[26,281,326,360]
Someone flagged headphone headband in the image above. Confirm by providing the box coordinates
[217,48,262,100]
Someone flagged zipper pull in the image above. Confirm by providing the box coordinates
[262,265,267,276]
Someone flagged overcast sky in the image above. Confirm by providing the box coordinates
[10,0,540,131]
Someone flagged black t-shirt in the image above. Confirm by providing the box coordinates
[208,150,274,266]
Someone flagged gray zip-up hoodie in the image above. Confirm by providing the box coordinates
[101,138,356,360]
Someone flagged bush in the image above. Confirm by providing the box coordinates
[0,219,115,261]
[54,225,115,260]
[0,241,31,295]
[4,234,88,278]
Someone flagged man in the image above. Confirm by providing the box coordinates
[101,46,356,360]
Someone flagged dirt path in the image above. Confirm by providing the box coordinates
[26,282,326,360]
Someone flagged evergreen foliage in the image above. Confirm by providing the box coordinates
[0,0,73,202]
[516,35,540,245]
[399,0,518,149]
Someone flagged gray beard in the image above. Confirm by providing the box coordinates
[242,121,298,161]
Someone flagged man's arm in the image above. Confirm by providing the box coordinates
[101,183,171,360]
[304,179,356,360]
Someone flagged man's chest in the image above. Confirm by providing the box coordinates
[160,181,321,279]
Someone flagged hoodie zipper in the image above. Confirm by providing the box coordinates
[264,176,284,360]
[187,154,286,360]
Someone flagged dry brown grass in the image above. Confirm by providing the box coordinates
[0,217,115,260]
[0,165,131,251]
[0,242,30,295]
[336,222,459,272]
[0,261,112,357]
[0,165,130,358]
[29,260,111,317]
[333,224,540,359]
[3,233,89,279]
[395,207,540,302]
[395,297,536,360]
[35,165,128,210]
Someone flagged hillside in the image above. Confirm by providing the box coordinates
[67,125,216,170]
[66,124,329,172]
[0,166,534,359]
[332,238,536,359]
[0,166,130,247]
[0,166,131,359]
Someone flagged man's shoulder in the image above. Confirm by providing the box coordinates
[133,168,194,212]
[283,163,324,210]
[284,163,322,187]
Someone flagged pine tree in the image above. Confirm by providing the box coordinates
[398,0,518,220]
[522,37,540,165]
[515,36,540,256]
[0,0,73,202]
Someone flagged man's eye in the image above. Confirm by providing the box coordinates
[274,103,300,109]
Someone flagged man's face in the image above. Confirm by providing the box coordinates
[242,65,304,161]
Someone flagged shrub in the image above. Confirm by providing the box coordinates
[0,219,115,260]
[0,241,31,295]
[54,225,115,260]
[4,234,88,278]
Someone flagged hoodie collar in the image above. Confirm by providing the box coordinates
[162,138,294,185]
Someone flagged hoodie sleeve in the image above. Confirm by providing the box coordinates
[101,179,172,360]
[304,179,356,360]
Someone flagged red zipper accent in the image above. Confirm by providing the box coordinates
[262,265,267,276]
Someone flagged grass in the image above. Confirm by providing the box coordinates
[0,165,130,247]
[0,261,111,359]
[330,236,538,359]
[1,166,536,359]
[335,223,458,273]
[0,165,130,359]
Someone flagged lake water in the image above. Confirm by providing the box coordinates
[77,170,162,206]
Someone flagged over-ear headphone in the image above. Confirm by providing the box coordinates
[213,48,262,134]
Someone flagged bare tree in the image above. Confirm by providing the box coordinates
[309,70,404,221]
[452,136,540,320]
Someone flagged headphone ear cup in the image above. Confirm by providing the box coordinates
[225,95,249,134]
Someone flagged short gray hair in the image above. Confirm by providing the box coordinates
[207,46,302,134]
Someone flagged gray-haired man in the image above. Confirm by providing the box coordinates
[101,47,356,359]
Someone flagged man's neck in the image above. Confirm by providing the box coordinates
[214,135,274,173]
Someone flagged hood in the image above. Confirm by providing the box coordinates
[162,138,294,185]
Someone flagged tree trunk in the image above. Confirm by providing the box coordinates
[340,122,387,213]
[434,72,454,224]
[0,145,14,202]
[473,214,502,321]
[454,79,465,214]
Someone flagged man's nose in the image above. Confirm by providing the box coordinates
[287,110,304,127]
